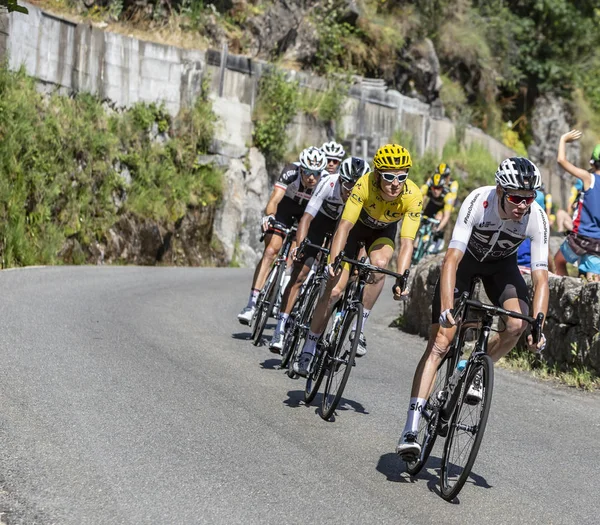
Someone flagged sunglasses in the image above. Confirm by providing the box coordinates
[327,158,341,165]
[379,171,409,183]
[301,167,322,178]
[504,192,536,206]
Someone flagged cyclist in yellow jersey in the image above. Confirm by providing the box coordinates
[418,163,458,253]
[293,144,422,376]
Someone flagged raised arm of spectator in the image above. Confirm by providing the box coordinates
[557,130,592,191]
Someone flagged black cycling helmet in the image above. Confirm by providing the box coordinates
[495,157,542,191]
[339,156,370,184]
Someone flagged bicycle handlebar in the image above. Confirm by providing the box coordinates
[296,238,331,258]
[331,252,410,290]
[259,219,296,242]
[452,292,545,345]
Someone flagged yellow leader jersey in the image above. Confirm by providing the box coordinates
[342,173,423,239]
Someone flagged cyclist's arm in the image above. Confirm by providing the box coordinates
[530,269,549,328]
[395,237,414,276]
[420,183,429,197]
[557,134,592,190]
[329,219,353,265]
[437,208,452,231]
[440,248,464,314]
[295,212,314,248]
[265,186,286,216]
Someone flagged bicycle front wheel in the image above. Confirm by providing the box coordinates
[320,304,362,420]
[252,265,282,346]
[282,280,319,369]
[440,354,494,500]
[405,354,452,476]
[304,301,340,404]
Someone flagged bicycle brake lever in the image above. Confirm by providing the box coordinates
[532,312,544,344]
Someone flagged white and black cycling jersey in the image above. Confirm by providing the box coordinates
[304,174,345,220]
[449,186,549,270]
[274,162,329,206]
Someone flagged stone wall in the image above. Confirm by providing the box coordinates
[1,2,521,268]
[399,254,600,375]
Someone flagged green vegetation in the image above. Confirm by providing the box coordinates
[0,65,221,267]
[392,131,497,199]
[500,344,600,392]
[28,0,600,157]
[0,0,28,13]
[252,67,300,167]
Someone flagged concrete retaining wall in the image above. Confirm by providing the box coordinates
[1,2,518,168]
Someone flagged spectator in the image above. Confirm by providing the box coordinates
[554,131,600,282]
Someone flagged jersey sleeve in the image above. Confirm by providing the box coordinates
[448,189,485,253]
[528,204,550,271]
[399,190,423,240]
[443,190,458,212]
[275,164,299,190]
[341,175,368,224]
[420,182,429,197]
[304,175,333,218]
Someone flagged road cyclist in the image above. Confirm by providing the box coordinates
[237,146,328,325]
[292,143,423,377]
[268,156,370,354]
[321,141,346,175]
[396,157,549,476]
[416,163,459,257]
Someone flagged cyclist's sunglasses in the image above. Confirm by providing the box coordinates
[379,170,409,183]
[301,167,322,178]
[327,158,341,165]
[504,192,536,206]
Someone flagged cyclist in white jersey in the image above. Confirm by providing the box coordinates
[237,147,328,325]
[396,157,550,459]
[269,157,369,352]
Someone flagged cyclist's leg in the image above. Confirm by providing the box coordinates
[361,222,397,312]
[293,267,350,375]
[481,259,530,362]
[397,259,472,455]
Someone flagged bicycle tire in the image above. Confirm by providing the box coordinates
[283,281,320,370]
[304,302,340,404]
[250,266,275,339]
[320,304,362,420]
[405,354,452,476]
[252,264,283,346]
[440,354,494,500]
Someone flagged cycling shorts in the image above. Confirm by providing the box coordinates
[431,252,529,324]
[269,196,305,238]
[295,212,337,268]
[341,220,397,270]
[423,200,444,218]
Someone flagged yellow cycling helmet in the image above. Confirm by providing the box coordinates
[432,173,443,187]
[435,163,451,178]
[373,143,412,170]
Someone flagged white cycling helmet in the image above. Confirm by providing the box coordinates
[495,157,542,191]
[339,156,370,184]
[321,141,345,160]
[299,146,327,172]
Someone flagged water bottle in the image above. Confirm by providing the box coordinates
[449,359,467,392]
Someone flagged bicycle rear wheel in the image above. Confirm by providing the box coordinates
[440,354,494,500]
[320,304,362,420]
[405,354,452,476]
[304,302,340,404]
[281,280,319,369]
[252,265,282,346]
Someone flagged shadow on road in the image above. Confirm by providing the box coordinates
[260,358,281,370]
[231,331,251,341]
[282,390,369,418]
[376,452,492,501]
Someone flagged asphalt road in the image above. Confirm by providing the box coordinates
[0,266,597,524]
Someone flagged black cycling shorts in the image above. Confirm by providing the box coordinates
[295,212,337,268]
[431,251,530,324]
[344,220,398,259]
[423,200,443,218]
[269,196,306,237]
